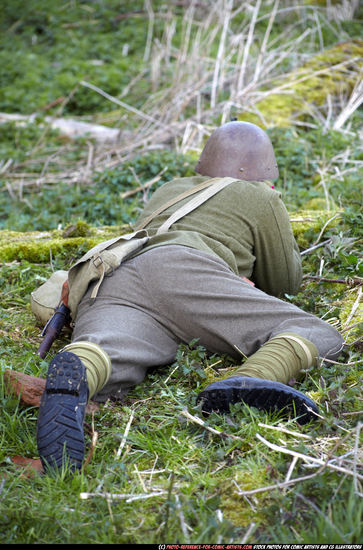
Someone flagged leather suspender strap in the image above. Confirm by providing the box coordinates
[156,177,236,234]
[136,177,236,232]
[136,177,216,230]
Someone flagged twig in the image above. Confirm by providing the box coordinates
[334,79,363,130]
[345,335,363,347]
[175,494,191,541]
[0,158,13,175]
[116,409,135,459]
[210,0,233,108]
[235,426,362,497]
[255,432,363,480]
[164,365,179,385]
[300,239,332,256]
[353,422,363,497]
[258,57,360,101]
[290,217,314,222]
[120,167,167,199]
[340,321,363,334]
[80,80,165,128]
[241,521,257,544]
[285,455,299,486]
[232,480,257,512]
[312,213,341,246]
[132,468,167,475]
[130,395,154,407]
[237,0,261,90]
[41,96,66,111]
[113,11,146,22]
[79,490,167,502]
[81,141,95,184]
[0,111,120,142]
[181,408,245,442]
[323,357,363,366]
[233,343,248,360]
[83,414,99,470]
[150,454,159,486]
[303,275,363,286]
[143,0,154,63]
[234,470,321,496]
[343,286,362,329]
[257,422,312,440]
[134,464,147,492]
[252,0,279,84]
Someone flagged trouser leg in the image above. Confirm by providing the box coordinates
[72,279,180,402]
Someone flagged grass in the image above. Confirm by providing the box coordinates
[0,0,362,544]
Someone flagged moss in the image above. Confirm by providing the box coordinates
[303,198,331,210]
[199,364,237,389]
[0,225,131,263]
[290,209,342,248]
[220,468,270,527]
[62,220,92,238]
[308,390,324,404]
[239,40,363,127]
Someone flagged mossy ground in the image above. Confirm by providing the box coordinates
[240,40,363,128]
[0,0,362,545]
[0,224,129,263]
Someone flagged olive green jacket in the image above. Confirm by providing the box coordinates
[134,176,302,297]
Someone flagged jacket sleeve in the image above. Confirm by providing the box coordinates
[251,192,302,297]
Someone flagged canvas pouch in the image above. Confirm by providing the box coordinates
[31,270,69,325]
[67,229,149,318]
[31,230,149,323]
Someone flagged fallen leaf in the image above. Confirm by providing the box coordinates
[10,456,44,477]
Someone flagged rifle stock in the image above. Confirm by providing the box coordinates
[37,303,71,359]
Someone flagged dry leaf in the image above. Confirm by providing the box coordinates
[10,456,44,477]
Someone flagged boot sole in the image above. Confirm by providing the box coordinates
[36,351,88,473]
[197,376,319,425]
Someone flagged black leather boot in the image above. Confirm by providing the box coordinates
[197,376,319,425]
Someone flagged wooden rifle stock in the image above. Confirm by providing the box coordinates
[37,303,71,359]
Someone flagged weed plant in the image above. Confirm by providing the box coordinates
[0,0,362,545]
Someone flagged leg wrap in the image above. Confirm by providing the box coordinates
[232,332,318,384]
[61,341,111,399]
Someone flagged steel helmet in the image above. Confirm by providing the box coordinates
[195,121,279,181]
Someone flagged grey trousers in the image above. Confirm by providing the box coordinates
[72,245,344,401]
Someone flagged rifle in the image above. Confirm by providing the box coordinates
[37,303,71,359]
[37,280,71,359]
